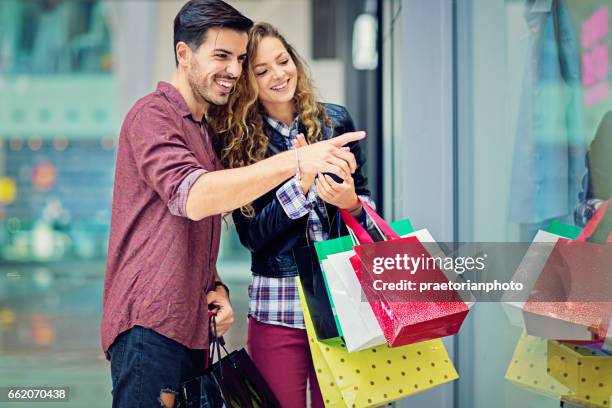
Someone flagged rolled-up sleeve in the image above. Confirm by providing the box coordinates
[126,103,207,218]
[168,169,207,217]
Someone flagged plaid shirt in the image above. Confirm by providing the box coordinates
[249,116,373,329]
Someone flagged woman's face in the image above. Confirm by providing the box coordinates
[251,36,298,108]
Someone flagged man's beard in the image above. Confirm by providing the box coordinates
[188,60,232,107]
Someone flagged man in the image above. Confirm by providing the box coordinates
[100,1,364,407]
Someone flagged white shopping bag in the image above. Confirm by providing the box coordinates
[322,255,385,352]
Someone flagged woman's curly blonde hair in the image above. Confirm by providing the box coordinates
[208,22,331,218]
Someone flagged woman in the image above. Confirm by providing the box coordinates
[210,22,373,407]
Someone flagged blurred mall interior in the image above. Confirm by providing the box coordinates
[0,0,610,407]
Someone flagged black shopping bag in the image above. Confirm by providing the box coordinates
[293,244,341,345]
[181,315,280,408]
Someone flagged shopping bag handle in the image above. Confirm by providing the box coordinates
[361,201,401,239]
[207,309,229,372]
[340,207,373,243]
[339,199,400,244]
[576,200,609,242]
[208,307,226,347]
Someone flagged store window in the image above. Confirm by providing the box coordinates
[456,0,611,242]
[383,0,610,407]
[455,1,611,407]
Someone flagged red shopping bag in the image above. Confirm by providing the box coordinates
[341,203,469,347]
[523,201,612,346]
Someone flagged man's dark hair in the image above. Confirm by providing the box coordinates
[173,0,253,66]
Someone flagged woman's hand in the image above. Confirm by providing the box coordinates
[315,173,362,215]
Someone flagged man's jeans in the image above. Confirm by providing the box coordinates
[109,326,207,407]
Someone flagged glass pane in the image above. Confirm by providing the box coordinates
[456,0,611,407]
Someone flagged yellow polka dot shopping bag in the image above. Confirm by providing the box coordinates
[505,331,569,399]
[298,278,459,408]
[547,340,612,408]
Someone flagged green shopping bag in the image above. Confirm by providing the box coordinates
[544,220,582,239]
